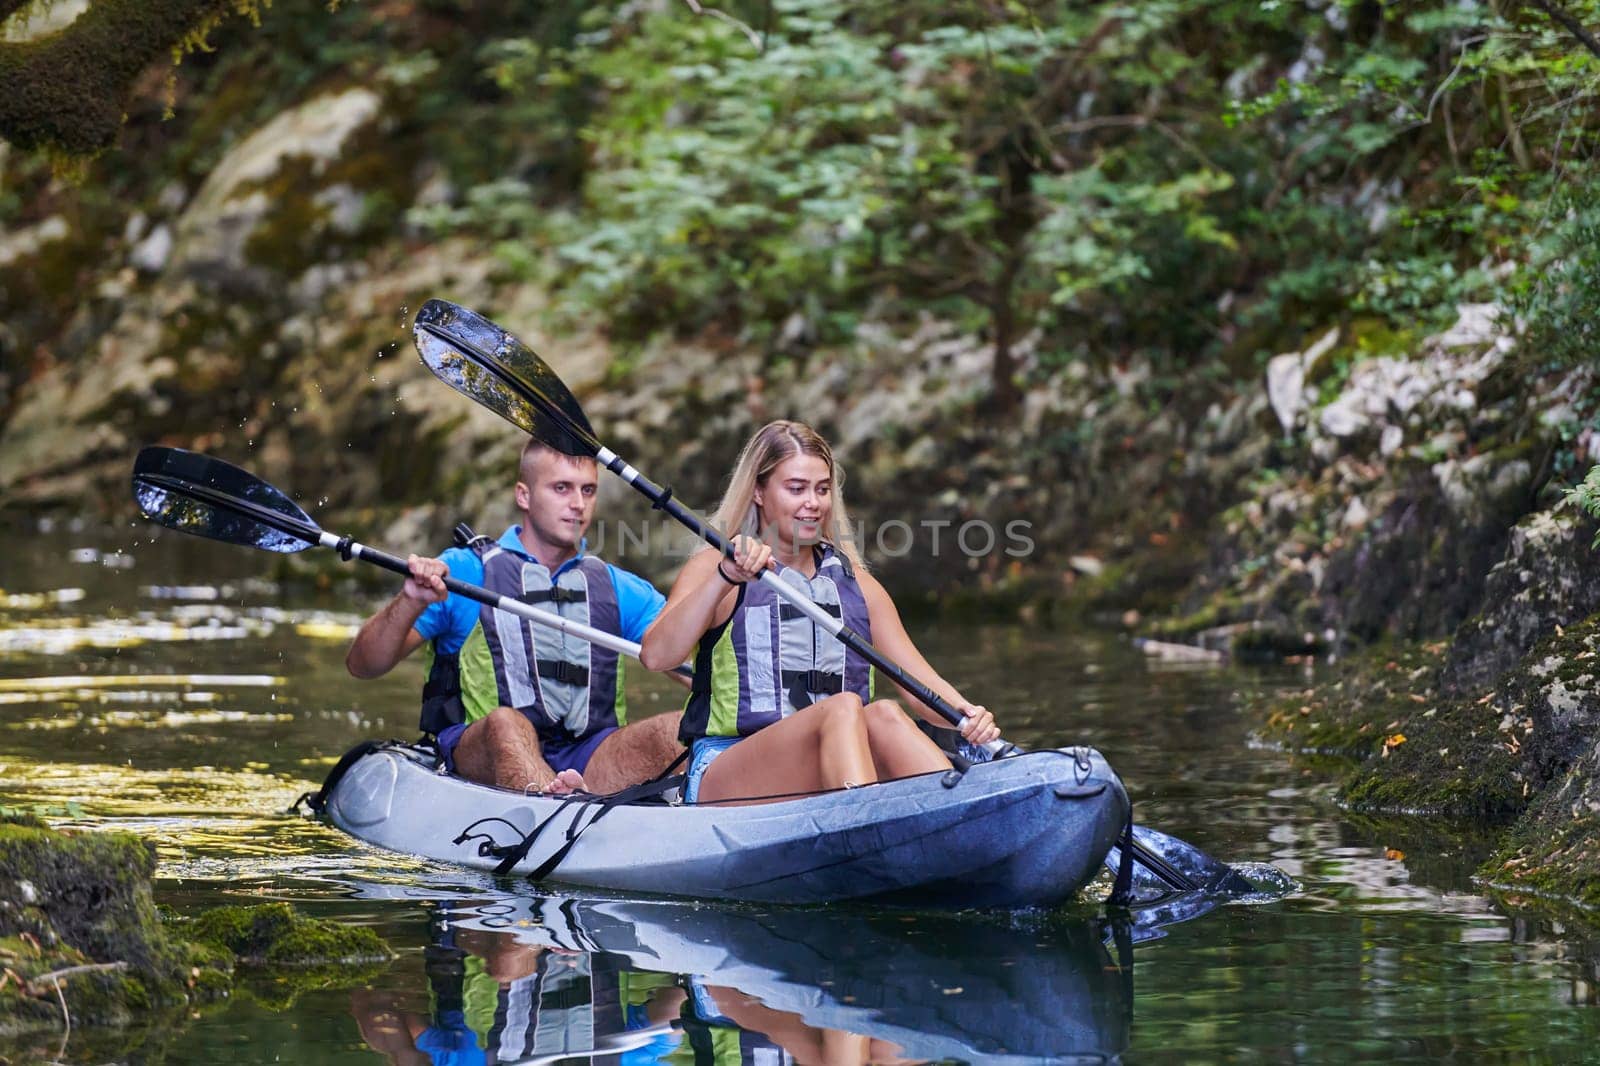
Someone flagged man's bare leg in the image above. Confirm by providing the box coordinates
[582,712,685,794]
[451,706,583,793]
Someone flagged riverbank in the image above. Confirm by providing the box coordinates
[1,813,391,1051]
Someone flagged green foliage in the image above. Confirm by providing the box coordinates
[1513,185,1600,371]
[400,0,1600,389]
[15,0,1600,403]
[1564,465,1600,548]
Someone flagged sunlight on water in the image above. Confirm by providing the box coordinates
[8,708,296,728]
[0,673,283,692]
[0,618,265,654]
[0,587,87,608]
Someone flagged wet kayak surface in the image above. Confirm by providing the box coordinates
[3,526,1599,1062]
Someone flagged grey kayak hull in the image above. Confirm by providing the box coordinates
[322,742,1128,907]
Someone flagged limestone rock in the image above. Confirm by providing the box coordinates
[172,87,384,275]
[1442,509,1600,694]
[129,224,173,274]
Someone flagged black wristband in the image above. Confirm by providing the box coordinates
[716,561,741,585]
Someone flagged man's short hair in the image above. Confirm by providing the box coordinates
[519,438,596,482]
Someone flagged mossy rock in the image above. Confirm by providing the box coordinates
[188,903,392,967]
[0,815,169,975]
[1256,613,1600,915]
[1479,814,1600,913]
[0,816,232,1035]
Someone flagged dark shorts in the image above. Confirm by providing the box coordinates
[435,720,618,778]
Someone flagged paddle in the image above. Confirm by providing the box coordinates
[410,299,1255,901]
[412,298,1011,757]
[129,446,693,679]
[932,727,1250,898]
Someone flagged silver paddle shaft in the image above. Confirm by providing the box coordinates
[316,531,653,665]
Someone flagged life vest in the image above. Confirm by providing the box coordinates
[680,543,872,744]
[684,977,797,1066]
[425,921,631,1065]
[421,533,626,745]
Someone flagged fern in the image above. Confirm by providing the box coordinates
[1564,464,1600,549]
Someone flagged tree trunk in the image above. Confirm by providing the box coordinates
[989,252,1021,413]
[0,0,242,155]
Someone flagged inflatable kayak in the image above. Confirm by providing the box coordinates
[314,740,1129,908]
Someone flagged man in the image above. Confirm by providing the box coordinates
[346,438,683,794]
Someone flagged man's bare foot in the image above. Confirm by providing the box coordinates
[542,769,585,795]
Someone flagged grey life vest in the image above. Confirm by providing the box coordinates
[681,543,872,743]
[422,532,626,744]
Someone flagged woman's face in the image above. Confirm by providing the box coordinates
[756,453,833,549]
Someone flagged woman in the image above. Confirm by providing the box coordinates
[639,420,1001,805]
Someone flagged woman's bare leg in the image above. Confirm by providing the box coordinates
[696,692,875,805]
[862,699,953,780]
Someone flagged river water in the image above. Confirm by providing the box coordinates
[2,523,1598,1063]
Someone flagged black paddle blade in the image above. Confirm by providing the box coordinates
[412,299,601,458]
[131,447,321,553]
[1105,824,1254,902]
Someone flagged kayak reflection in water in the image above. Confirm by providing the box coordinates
[350,917,687,1065]
[640,421,1002,805]
[347,904,919,1065]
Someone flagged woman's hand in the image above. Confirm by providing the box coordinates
[955,702,1000,746]
[718,535,774,584]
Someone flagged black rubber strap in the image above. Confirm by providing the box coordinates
[293,739,387,815]
[1108,810,1136,907]
[779,602,841,621]
[489,749,692,878]
[535,660,590,686]
[523,587,587,605]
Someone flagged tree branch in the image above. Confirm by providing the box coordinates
[0,0,243,154]
[25,961,129,998]
[680,0,762,53]
[1527,0,1600,60]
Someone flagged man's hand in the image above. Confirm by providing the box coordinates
[346,557,440,679]
[402,555,449,605]
[955,702,1000,746]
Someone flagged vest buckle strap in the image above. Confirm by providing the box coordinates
[523,587,588,605]
[779,602,841,621]
[780,669,844,695]
[536,660,591,686]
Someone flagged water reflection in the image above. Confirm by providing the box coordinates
[351,893,1131,1064]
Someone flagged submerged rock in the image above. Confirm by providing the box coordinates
[1259,616,1600,911]
[187,902,392,968]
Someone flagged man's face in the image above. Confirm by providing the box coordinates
[515,449,599,551]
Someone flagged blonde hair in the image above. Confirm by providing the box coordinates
[708,420,865,571]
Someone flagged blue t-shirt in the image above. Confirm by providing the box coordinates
[414,525,666,655]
